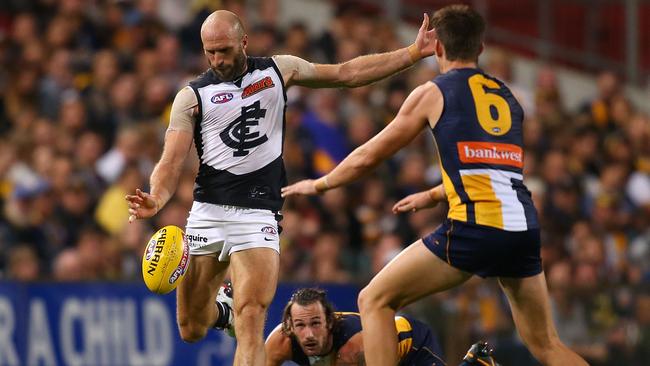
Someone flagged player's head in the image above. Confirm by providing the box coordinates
[281,288,337,356]
[431,5,485,63]
[200,10,248,81]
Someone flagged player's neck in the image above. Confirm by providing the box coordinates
[440,60,478,74]
[240,58,249,75]
[233,58,249,80]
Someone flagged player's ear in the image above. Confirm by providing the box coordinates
[283,317,294,335]
[327,313,335,330]
[241,34,248,51]
[434,39,444,57]
[282,321,288,334]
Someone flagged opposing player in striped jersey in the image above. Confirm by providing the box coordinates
[281,5,588,366]
[126,10,437,366]
[265,288,498,366]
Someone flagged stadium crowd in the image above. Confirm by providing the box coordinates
[0,1,648,365]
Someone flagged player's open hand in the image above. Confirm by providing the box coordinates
[125,188,160,223]
[413,13,437,58]
[392,190,439,214]
[281,179,318,197]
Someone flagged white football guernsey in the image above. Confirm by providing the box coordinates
[188,57,287,211]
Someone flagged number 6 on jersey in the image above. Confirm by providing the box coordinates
[468,74,512,136]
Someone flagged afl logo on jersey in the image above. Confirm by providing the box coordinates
[211,92,234,104]
[261,226,277,235]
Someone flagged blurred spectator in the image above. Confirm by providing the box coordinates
[141,76,173,121]
[371,234,402,275]
[75,226,107,280]
[281,22,311,58]
[109,73,141,130]
[52,248,84,281]
[53,176,96,247]
[580,71,621,131]
[83,49,121,137]
[247,24,278,56]
[534,65,567,134]
[2,178,53,261]
[74,131,106,193]
[302,89,350,175]
[95,163,142,235]
[635,292,650,363]
[39,49,74,119]
[484,48,534,115]
[95,125,143,184]
[3,67,40,124]
[6,244,40,281]
[309,231,351,284]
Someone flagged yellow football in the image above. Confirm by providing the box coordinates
[141,225,190,294]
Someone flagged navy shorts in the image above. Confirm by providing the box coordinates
[422,219,542,278]
[399,316,445,366]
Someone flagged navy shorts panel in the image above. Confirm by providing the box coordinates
[422,219,542,278]
[399,317,445,366]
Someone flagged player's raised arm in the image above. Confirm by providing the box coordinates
[264,324,293,366]
[281,81,442,197]
[126,87,196,222]
[274,14,436,88]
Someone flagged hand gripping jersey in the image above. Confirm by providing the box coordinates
[431,68,538,231]
[188,57,287,211]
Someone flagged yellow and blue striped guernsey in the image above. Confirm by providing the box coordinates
[289,312,445,365]
[431,68,539,231]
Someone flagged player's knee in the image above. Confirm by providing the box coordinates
[358,285,397,313]
[178,321,208,343]
[234,300,268,321]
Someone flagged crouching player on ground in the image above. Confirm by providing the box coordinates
[265,288,498,366]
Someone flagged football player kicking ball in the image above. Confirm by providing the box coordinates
[265,288,499,366]
[126,9,438,366]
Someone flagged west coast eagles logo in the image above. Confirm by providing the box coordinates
[220,100,268,156]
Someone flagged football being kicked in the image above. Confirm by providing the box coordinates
[141,225,190,294]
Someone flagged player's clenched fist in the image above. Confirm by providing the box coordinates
[125,188,161,223]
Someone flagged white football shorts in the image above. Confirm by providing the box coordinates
[185,202,280,261]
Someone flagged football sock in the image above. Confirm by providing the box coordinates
[213,301,231,329]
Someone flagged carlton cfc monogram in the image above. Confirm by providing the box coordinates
[220,100,269,156]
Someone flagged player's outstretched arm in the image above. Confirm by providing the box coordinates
[281,82,441,197]
[126,88,196,222]
[264,324,293,366]
[392,184,446,213]
[274,14,435,89]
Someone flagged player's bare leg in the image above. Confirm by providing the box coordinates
[230,247,280,366]
[177,254,229,342]
[358,240,472,366]
[499,274,589,366]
